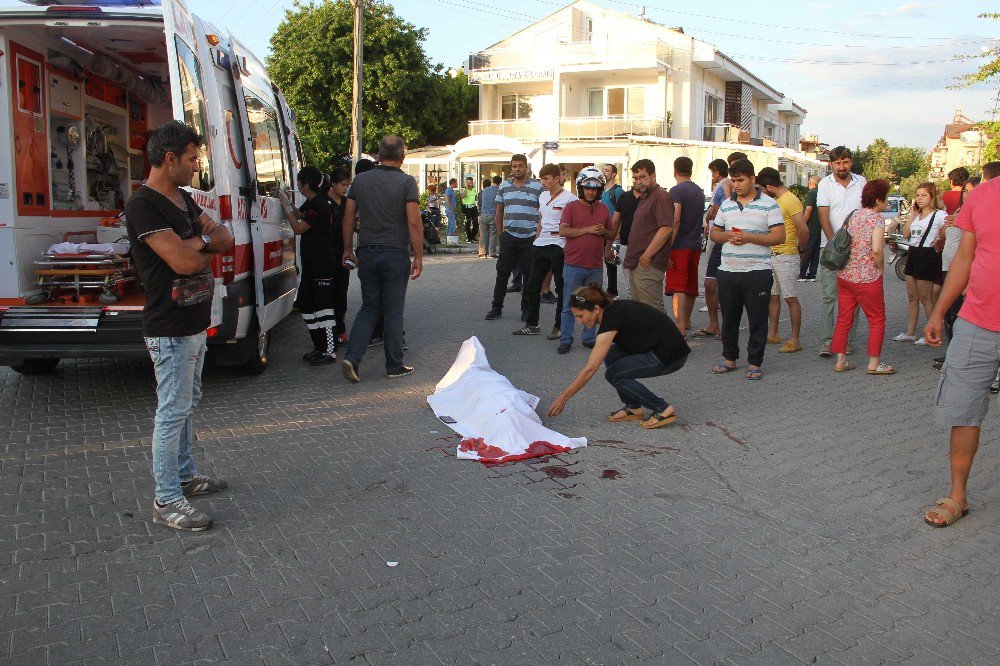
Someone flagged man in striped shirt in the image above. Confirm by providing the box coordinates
[709,159,785,380]
[486,154,544,320]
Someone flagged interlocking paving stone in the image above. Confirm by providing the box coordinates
[2,253,998,663]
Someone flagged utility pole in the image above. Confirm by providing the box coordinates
[350,0,364,168]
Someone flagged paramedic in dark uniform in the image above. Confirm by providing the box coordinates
[125,121,233,532]
[278,166,338,365]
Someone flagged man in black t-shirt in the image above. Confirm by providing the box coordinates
[126,121,234,532]
[607,188,639,297]
[340,136,423,382]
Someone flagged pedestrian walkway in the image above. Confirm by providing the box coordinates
[1,254,997,664]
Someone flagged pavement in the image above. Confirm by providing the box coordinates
[2,253,999,665]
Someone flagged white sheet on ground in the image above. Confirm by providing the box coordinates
[427,336,587,463]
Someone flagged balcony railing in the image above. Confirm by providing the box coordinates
[559,116,665,140]
[467,39,671,82]
[467,116,666,141]
[468,119,550,141]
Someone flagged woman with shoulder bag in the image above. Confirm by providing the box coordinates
[893,182,944,346]
[830,180,894,374]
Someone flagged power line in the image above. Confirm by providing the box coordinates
[594,0,992,42]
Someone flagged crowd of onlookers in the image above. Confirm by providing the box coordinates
[128,119,999,533]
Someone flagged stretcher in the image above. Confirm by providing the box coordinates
[26,231,137,305]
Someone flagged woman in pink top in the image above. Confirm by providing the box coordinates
[831,179,894,375]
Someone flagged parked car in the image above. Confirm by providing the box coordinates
[882,195,909,234]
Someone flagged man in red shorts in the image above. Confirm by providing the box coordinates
[666,156,705,335]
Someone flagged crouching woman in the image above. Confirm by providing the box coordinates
[548,283,690,429]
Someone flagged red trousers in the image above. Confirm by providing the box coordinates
[832,277,886,356]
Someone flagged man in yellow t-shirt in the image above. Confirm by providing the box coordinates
[460,176,479,243]
[758,168,809,353]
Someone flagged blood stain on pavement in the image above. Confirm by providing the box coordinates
[705,421,751,450]
[601,469,622,480]
[541,464,580,479]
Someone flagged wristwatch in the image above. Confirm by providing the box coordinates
[200,234,212,251]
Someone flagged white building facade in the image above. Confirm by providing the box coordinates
[405,1,826,191]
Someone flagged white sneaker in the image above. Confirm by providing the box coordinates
[698,305,708,312]
[893,333,916,342]
[914,337,927,346]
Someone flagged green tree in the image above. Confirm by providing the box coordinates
[862,138,892,181]
[267,0,477,170]
[888,146,927,181]
[955,12,999,161]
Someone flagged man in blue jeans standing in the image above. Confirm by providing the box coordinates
[557,167,616,354]
[126,121,234,531]
[341,136,424,382]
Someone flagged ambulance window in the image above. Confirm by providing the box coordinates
[244,94,286,197]
[293,135,305,172]
[174,36,214,191]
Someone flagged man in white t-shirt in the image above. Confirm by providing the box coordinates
[817,146,866,356]
[514,163,576,338]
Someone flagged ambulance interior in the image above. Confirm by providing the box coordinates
[5,19,200,306]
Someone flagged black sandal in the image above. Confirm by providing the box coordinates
[641,410,677,429]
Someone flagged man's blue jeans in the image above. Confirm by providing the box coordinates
[445,209,457,235]
[345,247,410,373]
[560,264,604,346]
[145,332,206,504]
[604,344,687,413]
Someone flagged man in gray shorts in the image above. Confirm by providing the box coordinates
[922,162,1000,527]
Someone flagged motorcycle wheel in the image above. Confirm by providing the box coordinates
[895,255,907,281]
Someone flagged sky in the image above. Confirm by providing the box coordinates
[25,0,1000,150]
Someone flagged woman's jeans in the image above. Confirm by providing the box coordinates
[145,332,207,505]
[604,344,687,413]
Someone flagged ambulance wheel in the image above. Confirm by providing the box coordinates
[10,358,60,375]
[239,323,270,375]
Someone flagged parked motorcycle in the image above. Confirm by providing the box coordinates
[886,232,908,281]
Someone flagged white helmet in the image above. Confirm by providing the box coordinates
[575,166,606,199]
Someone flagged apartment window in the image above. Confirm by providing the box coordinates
[627,87,645,116]
[704,93,722,126]
[607,88,625,116]
[501,93,532,120]
[588,90,603,117]
[593,87,645,117]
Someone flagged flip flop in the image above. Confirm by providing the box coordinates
[641,410,677,429]
[692,328,717,337]
[867,363,896,375]
[924,497,968,527]
[834,362,856,372]
[712,363,738,374]
[607,408,643,422]
[746,368,763,380]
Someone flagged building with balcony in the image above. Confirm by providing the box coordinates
[928,109,990,180]
[404,1,825,192]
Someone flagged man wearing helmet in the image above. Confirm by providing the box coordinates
[556,166,617,354]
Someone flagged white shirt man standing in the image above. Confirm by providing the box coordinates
[817,146,866,356]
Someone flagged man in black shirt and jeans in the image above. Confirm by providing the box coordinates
[341,136,424,382]
[126,121,234,531]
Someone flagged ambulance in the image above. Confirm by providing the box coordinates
[0,0,303,374]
